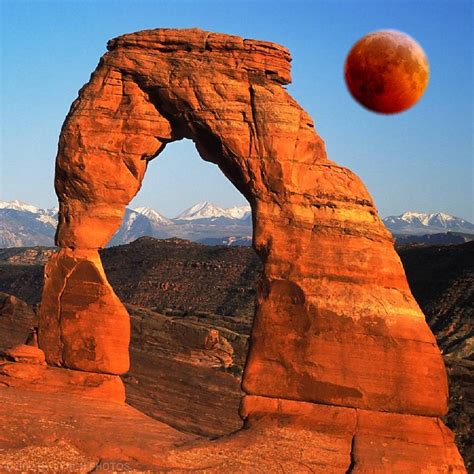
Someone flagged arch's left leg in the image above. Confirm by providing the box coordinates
[38,67,173,374]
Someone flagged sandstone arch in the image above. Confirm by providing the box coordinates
[37,29,464,470]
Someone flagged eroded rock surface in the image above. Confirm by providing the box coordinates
[0,292,36,351]
[0,285,471,467]
[0,386,466,473]
[0,363,125,403]
[0,387,196,472]
[32,28,465,470]
[39,249,129,374]
[124,304,245,436]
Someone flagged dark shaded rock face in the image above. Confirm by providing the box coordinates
[102,237,261,319]
[397,241,473,469]
[125,305,245,437]
[0,264,45,306]
[444,358,474,470]
[0,293,36,351]
[397,241,473,359]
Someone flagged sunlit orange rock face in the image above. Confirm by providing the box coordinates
[345,30,429,114]
[37,28,464,470]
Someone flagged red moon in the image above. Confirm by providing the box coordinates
[344,30,429,114]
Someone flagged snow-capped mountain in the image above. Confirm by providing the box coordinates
[114,202,252,244]
[174,201,225,221]
[0,200,40,213]
[0,201,59,247]
[0,200,58,217]
[134,207,173,225]
[5,199,470,248]
[224,205,252,220]
[174,201,251,221]
[383,212,474,235]
[108,209,155,246]
[0,200,253,247]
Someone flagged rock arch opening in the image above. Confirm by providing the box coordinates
[113,138,253,246]
[35,29,464,470]
[102,137,260,436]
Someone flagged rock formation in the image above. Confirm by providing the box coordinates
[33,28,464,470]
[0,293,36,351]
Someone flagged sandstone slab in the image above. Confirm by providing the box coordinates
[1,387,464,473]
[0,344,45,365]
[0,387,196,472]
[0,362,125,403]
[240,395,466,473]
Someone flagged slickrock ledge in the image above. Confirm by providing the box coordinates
[0,387,197,472]
[6,27,462,471]
[0,387,466,472]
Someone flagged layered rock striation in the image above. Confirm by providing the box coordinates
[34,28,464,470]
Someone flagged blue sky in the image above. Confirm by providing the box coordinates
[1,0,472,219]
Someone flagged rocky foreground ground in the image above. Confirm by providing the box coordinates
[0,238,472,468]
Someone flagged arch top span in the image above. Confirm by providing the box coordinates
[40,29,453,435]
[107,28,293,85]
[55,28,330,250]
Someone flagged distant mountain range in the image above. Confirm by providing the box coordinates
[0,201,58,248]
[174,201,251,221]
[0,200,472,248]
[381,211,474,235]
[0,200,253,248]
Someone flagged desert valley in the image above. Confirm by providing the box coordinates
[0,235,473,469]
